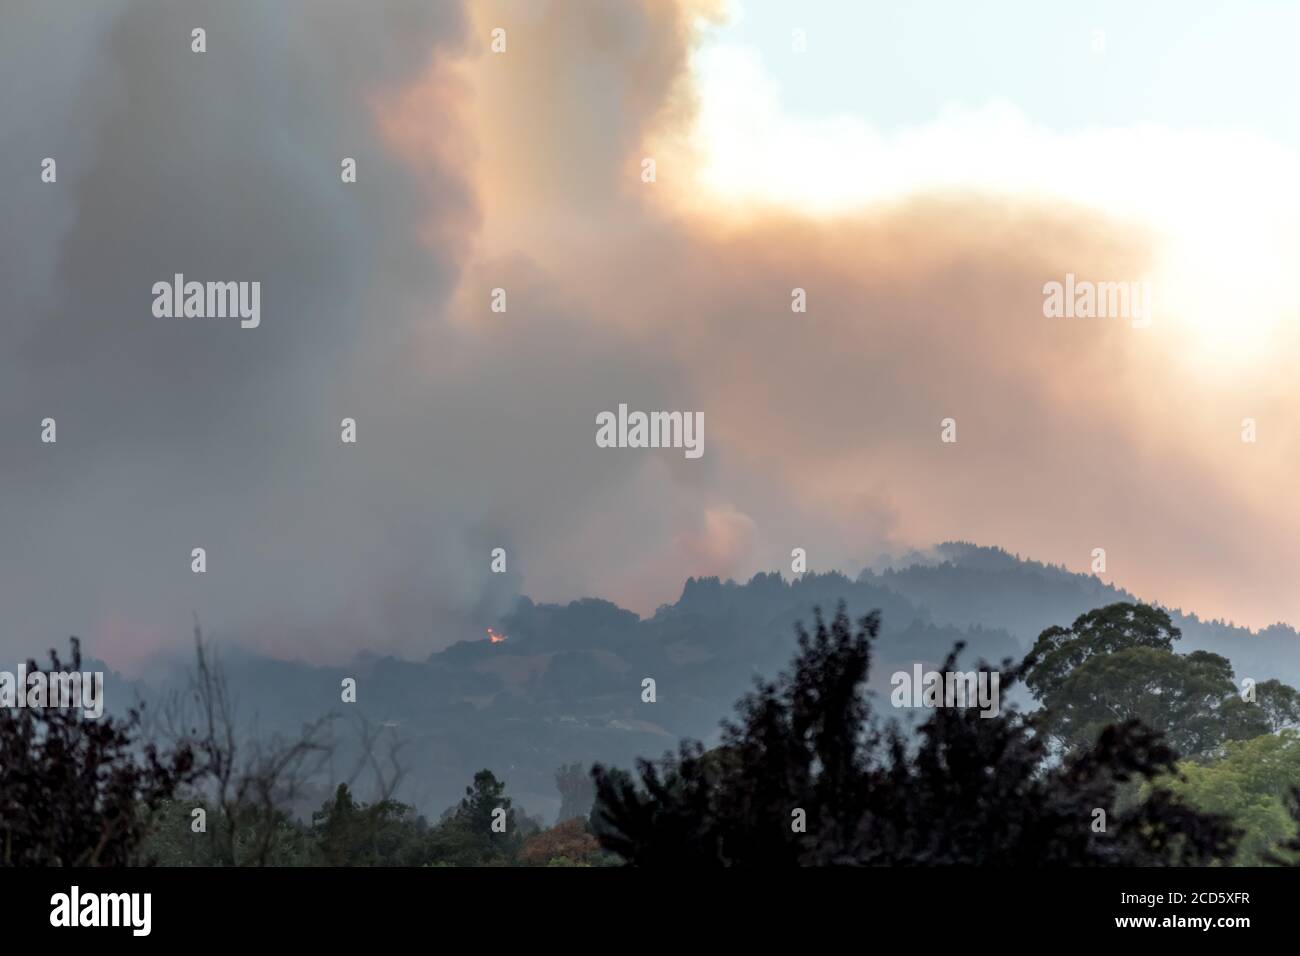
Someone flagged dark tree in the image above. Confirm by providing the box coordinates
[1024,602,1181,701]
[310,783,427,866]
[592,605,1240,866]
[1265,787,1300,866]
[1024,603,1299,755]
[424,769,523,865]
[453,769,514,834]
[0,639,196,866]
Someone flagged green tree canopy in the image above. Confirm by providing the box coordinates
[1024,603,1181,702]
[1024,603,1299,756]
[1148,730,1300,865]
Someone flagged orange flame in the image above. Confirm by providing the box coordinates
[486,627,507,644]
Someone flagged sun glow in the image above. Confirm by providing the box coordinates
[674,40,1300,371]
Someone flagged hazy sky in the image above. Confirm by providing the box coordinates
[3,0,1298,671]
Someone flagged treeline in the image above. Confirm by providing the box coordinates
[142,769,616,867]
[588,602,1300,866]
[0,636,613,867]
[4,602,1300,866]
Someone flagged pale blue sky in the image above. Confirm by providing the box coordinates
[707,1,1300,146]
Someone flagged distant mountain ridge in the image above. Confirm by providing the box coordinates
[95,541,1300,821]
[864,541,1300,688]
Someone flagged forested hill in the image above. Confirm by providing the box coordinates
[98,542,1300,822]
[865,541,1300,689]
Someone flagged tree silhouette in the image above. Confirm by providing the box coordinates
[1024,603,1299,756]
[453,769,513,834]
[0,639,196,866]
[592,605,1240,866]
[423,769,525,865]
[311,783,428,866]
